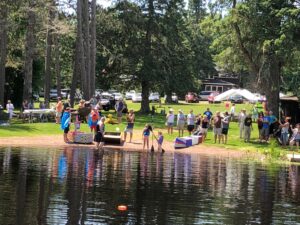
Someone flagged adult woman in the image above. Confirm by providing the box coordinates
[177,109,185,137]
[6,100,14,120]
[165,109,175,134]
[280,117,290,147]
[124,109,135,143]
[187,109,195,135]
[201,115,209,142]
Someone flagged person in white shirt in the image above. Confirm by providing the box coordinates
[238,109,246,139]
[166,108,175,134]
[177,109,185,137]
[187,109,195,135]
[6,100,14,120]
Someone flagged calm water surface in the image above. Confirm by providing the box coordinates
[0,147,300,225]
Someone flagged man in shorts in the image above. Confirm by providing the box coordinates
[221,112,230,144]
[260,111,270,142]
[213,111,222,144]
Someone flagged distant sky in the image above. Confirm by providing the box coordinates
[98,0,190,8]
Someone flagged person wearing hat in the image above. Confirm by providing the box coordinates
[177,109,186,137]
[221,112,230,144]
[55,97,63,124]
[124,109,135,143]
[166,108,175,134]
[6,100,14,120]
[238,109,247,139]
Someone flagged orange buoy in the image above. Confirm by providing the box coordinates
[117,205,128,211]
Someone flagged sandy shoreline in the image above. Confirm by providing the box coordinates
[0,134,259,159]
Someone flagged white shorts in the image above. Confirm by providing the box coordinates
[213,128,222,135]
[201,128,208,135]
[56,112,62,117]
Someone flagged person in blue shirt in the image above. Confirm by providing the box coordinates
[203,108,213,125]
[260,111,270,142]
[268,110,278,138]
[142,124,151,150]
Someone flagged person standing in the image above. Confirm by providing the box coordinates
[156,131,164,152]
[124,109,135,143]
[203,108,213,125]
[166,109,175,134]
[244,113,253,142]
[201,115,209,142]
[115,99,124,124]
[88,108,99,133]
[268,111,278,138]
[187,109,195,135]
[55,97,63,124]
[230,103,235,121]
[260,111,270,142]
[61,107,71,143]
[142,124,151,150]
[177,109,185,137]
[279,117,290,147]
[213,111,222,144]
[6,100,14,120]
[94,117,106,150]
[238,109,246,139]
[221,112,230,144]
[257,112,264,139]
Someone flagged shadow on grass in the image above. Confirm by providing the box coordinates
[0,124,38,132]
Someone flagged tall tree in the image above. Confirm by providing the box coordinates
[90,0,96,96]
[23,0,37,103]
[44,1,55,107]
[0,1,8,106]
[82,0,90,99]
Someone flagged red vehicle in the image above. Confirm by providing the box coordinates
[185,92,199,103]
[208,91,220,104]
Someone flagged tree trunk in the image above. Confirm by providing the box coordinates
[44,5,55,107]
[0,4,8,106]
[54,35,61,98]
[259,52,280,117]
[82,0,90,100]
[90,0,96,97]
[141,81,150,113]
[140,0,154,113]
[23,1,36,103]
[78,0,86,99]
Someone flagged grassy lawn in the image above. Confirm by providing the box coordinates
[0,100,291,160]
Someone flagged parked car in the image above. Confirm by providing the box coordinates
[100,93,115,111]
[112,92,123,101]
[208,91,220,104]
[164,93,178,103]
[132,93,142,102]
[61,88,70,99]
[185,92,199,103]
[50,89,58,100]
[125,90,136,100]
[95,89,103,96]
[230,95,244,104]
[149,92,160,102]
[199,91,215,101]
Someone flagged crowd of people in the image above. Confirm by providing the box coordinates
[164,106,300,149]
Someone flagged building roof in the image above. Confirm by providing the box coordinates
[280,96,299,102]
[202,78,236,86]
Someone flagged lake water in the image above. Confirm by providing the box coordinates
[0,147,300,225]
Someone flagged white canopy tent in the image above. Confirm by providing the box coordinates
[214,89,260,102]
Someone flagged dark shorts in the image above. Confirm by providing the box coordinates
[94,132,103,143]
[64,126,70,134]
[269,124,275,134]
[222,128,229,135]
[187,125,195,132]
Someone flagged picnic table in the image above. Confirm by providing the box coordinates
[23,109,56,123]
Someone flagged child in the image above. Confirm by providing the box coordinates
[156,131,164,152]
[142,124,151,150]
[88,108,99,133]
[61,107,71,143]
[94,117,106,150]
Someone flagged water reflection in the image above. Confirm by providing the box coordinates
[0,147,300,224]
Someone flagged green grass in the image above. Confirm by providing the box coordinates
[0,100,293,161]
